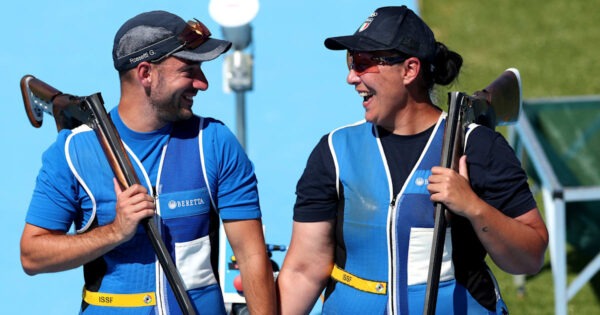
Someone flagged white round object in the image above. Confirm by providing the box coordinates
[209,0,259,27]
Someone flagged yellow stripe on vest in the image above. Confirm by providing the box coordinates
[331,265,387,295]
[83,289,156,307]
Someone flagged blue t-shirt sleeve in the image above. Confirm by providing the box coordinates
[26,130,79,231]
[466,126,537,218]
[206,120,261,220]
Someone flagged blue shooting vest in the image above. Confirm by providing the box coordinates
[323,115,500,315]
[66,116,224,315]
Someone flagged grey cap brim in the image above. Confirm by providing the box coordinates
[174,38,232,62]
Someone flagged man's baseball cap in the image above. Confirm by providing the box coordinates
[324,6,436,61]
[113,10,232,72]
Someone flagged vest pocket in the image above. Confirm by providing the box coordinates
[407,227,454,285]
[175,235,217,290]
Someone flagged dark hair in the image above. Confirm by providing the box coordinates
[421,42,463,90]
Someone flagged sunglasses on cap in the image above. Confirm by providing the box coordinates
[346,51,407,76]
[151,19,212,63]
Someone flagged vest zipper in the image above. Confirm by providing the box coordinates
[390,195,397,209]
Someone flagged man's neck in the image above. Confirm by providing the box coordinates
[117,99,167,132]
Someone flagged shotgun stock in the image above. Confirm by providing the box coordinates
[20,75,197,315]
[423,68,521,315]
[21,75,91,130]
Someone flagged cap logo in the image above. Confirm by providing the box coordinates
[358,22,370,32]
[358,12,378,32]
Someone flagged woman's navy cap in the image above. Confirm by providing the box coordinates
[324,6,436,61]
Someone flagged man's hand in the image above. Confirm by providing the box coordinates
[20,180,156,275]
[111,179,156,243]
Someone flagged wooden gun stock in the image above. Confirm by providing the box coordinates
[471,68,521,127]
[20,75,197,315]
[21,75,91,130]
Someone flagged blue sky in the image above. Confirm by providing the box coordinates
[1,1,415,313]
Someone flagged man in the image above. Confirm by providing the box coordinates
[277,6,548,314]
[20,10,275,315]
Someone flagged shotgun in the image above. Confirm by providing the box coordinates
[423,68,522,315]
[20,75,198,315]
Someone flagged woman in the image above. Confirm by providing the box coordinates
[277,5,548,315]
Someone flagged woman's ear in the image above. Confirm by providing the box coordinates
[403,57,421,85]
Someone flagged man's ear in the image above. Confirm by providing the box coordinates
[403,57,421,85]
[136,62,153,87]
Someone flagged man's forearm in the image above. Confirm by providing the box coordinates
[238,251,276,314]
[20,223,123,275]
